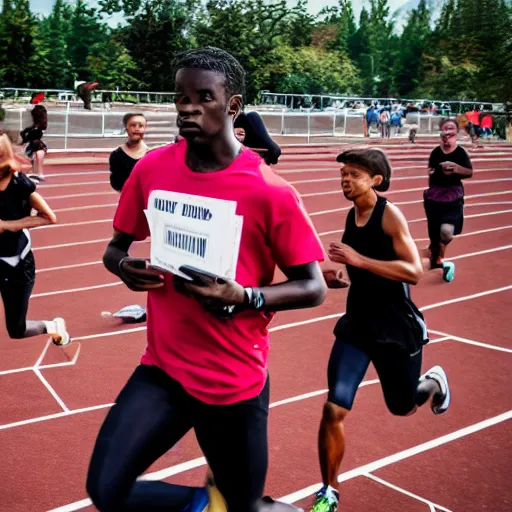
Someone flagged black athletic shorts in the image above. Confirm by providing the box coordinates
[424,196,464,245]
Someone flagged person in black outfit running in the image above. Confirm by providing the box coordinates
[310,149,451,512]
[423,118,473,283]
[0,133,70,345]
[106,113,148,322]
[20,105,48,183]
[234,111,281,165]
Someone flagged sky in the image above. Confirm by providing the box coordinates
[29,0,418,25]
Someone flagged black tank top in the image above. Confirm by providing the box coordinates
[342,196,410,316]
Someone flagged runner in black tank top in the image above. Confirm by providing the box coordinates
[311,149,452,512]
[105,113,148,323]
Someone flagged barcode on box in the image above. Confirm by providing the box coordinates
[164,228,208,259]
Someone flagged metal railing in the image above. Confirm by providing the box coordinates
[1,105,506,150]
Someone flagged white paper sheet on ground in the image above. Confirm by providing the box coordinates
[145,190,242,279]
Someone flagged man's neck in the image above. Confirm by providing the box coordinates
[185,134,242,173]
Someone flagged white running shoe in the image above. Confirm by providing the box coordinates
[47,317,71,346]
[421,365,451,414]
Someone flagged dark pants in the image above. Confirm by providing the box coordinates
[87,364,269,512]
[0,252,36,338]
[327,339,422,416]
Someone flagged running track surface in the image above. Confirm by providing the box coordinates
[1,140,512,512]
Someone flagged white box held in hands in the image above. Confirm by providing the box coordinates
[144,190,243,280]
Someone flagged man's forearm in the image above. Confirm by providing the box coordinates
[258,279,326,311]
[103,243,128,278]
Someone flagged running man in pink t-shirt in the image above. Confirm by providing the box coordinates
[86,47,327,512]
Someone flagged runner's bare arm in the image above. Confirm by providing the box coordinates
[103,230,164,291]
[258,261,327,310]
[182,261,327,312]
[0,192,56,231]
[328,203,423,285]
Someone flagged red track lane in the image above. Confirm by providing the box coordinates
[0,144,511,511]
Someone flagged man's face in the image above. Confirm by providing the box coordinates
[175,68,239,143]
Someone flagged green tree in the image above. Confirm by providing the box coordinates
[67,0,107,83]
[0,0,38,87]
[86,37,139,89]
[37,0,72,88]
[193,0,314,101]
[393,0,431,96]
[99,0,197,91]
[259,45,362,96]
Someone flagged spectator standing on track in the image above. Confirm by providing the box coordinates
[104,113,149,323]
[86,47,327,512]
[310,148,451,512]
[20,105,48,183]
[379,108,390,138]
[422,118,473,283]
[480,113,493,138]
[109,113,148,192]
[0,133,70,345]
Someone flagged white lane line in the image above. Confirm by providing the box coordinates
[0,403,115,431]
[421,285,512,312]
[429,329,512,354]
[33,368,69,412]
[279,410,512,504]
[53,203,117,213]
[290,170,512,186]
[33,219,112,230]
[40,181,108,189]
[31,282,122,298]
[451,244,512,260]
[303,180,512,199]
[363,473,452,512]
[45,191,116,200]
[32,238,112,251]
[34,224,512,274]
[49,409,512,511]
[45,171,109,178]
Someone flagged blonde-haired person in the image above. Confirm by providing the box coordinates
[0,134,69,345]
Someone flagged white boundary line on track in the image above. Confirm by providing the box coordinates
[35,194,512,234]
[3,284,510,433]
[310,192,512,217]
[34,223,512,274]
[53,203,118,213]
[28,244,512,300]
[279,409,512,504]
[30,191,512,246]
[290,169,512,186]
[363,473,453,512]
[428,329,512,354]
[48,407,512,512]
[303,179,512,199]
[414,224,512,243]
[38,167,512,190]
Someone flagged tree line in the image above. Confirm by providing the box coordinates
[1,0,510,104]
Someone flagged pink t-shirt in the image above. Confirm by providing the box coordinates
[114,140,324,405]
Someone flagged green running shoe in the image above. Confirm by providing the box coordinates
[442,261,455,283]
[310,486,338,512]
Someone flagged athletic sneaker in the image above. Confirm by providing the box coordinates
[261,496,304,511]
[421,366,451,414]
[310,486,338,512]
[27,173,45,182]
[187,488,209,511]
[45,317,71,346]
[442,262,455,282]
